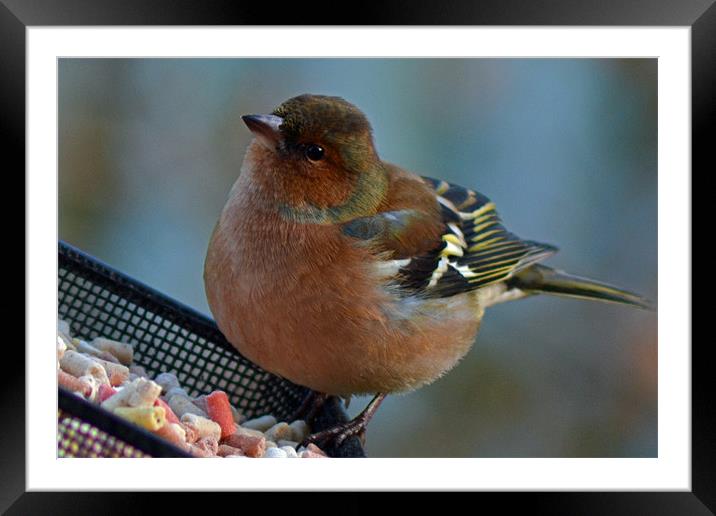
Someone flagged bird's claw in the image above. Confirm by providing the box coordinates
[295,393,385,453]
[298,417,368,450]
[288,391,329,424]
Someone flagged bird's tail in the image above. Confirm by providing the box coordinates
[507,264,654,310]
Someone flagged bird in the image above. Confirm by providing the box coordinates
[204,93,652,450]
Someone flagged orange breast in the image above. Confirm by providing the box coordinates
[205,191,480,395]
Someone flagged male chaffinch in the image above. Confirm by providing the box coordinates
[204,94,652,448]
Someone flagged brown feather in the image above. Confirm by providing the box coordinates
[204,147,480,395]
[245,141,357,209]
[373,163,446,258]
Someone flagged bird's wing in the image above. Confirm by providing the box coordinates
[394,177,558,298]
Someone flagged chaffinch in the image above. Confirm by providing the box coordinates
[204,94,652,448]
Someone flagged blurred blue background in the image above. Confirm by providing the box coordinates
[59,58,657,458]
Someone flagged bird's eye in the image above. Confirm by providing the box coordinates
[304,144,325,162]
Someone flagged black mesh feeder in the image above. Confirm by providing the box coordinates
[57,241,365,458]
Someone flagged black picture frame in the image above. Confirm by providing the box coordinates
[7,0,707,511]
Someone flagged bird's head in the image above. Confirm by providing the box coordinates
[241,94,388,223]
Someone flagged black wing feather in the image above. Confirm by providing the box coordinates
[397,176,557,298]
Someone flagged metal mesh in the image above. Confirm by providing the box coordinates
[58,409,149,458]
[57,241,364,458]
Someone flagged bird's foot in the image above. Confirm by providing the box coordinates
[288,390,329,424]
[300,416,368,450]
[299,393,386,451]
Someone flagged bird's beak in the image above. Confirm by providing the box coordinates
[241,114,284,151]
